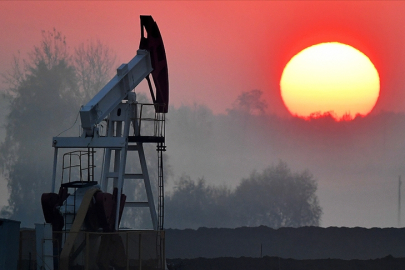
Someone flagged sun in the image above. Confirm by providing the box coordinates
[280,42,380,120]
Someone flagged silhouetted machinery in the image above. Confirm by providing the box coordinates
[41,15,168,269]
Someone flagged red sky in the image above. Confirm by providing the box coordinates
[3,1,405,228]
[2,1,405,116]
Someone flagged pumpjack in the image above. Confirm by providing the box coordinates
[41,15,168,269]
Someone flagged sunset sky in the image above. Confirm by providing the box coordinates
[2,1,405,116]
[2,1,405,228]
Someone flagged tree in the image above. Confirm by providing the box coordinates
[228,89,268,116]
[164,161,321,229]
[0,30,118,226]
[232,161,322,228]
[0,29,81,225]
[74,39,117,101]
[165,175,232,229]
[0,93,11,141]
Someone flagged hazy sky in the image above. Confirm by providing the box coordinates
[2,1,405,116]
[2,1,405,228]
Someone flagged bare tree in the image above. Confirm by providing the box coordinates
[31,28,71,70]
[74,39,117,101]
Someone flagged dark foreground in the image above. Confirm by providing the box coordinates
[166,226,405,259]
[167,255,405,270]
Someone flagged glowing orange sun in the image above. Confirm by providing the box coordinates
[280,42,380,120]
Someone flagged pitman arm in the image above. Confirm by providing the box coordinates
[79,49,153,137]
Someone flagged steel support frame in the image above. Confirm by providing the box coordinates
[51,100,159,231]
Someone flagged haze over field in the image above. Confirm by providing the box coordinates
[166,101,405,228]
[1,89,404,228]
[2,1,405,228]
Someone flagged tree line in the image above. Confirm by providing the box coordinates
[165,161,322,229]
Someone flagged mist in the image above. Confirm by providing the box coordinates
[1,83,403,229]
[165,91,405,228]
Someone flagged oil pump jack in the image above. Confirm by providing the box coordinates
[41,16,168,269]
